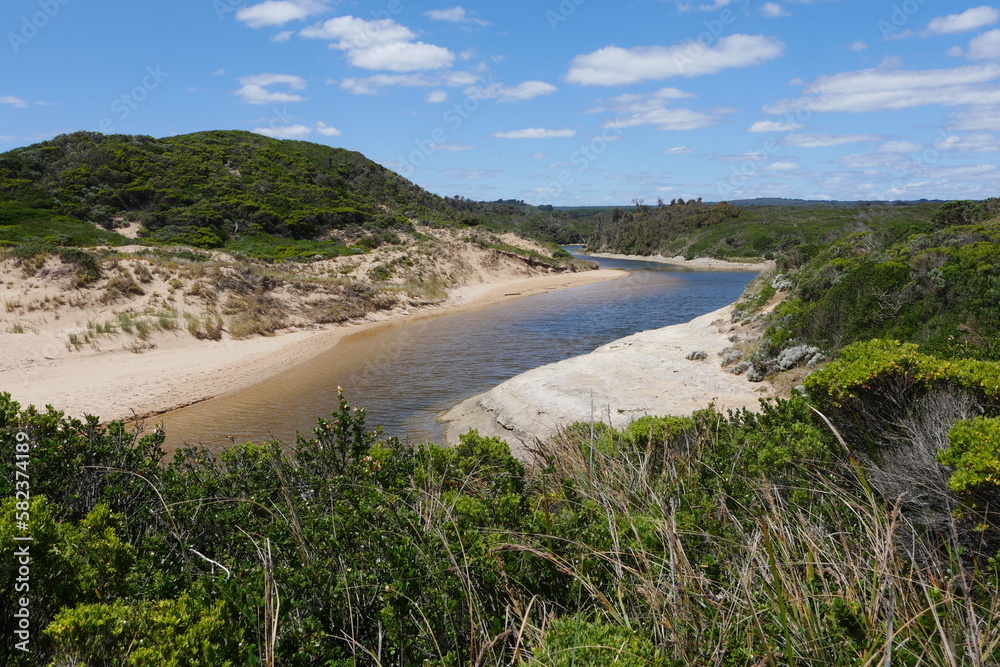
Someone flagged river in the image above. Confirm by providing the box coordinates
[158,251,756,449]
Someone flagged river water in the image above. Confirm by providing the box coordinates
[158,251,756,449]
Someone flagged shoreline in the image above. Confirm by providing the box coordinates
[2,268,627,424]
[583,251,775,272]
[439,301,774,459]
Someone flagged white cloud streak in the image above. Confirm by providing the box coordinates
[565,34,785,86]
[235,73,307,104]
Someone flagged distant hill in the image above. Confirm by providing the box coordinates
[0,130,457,247]
[726,197,947,207]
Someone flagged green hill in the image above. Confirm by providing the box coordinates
[0,130,593,255]
[0,130,452,247]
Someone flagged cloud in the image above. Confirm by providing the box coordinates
[848,41,868,52]
[316,121,340,136]
[565,34,785,85]
[253,124,312,139]
[937,133,1000,152]
[0,95,28,108]
[781,133,879,148]
[924,6,1000,35]
[468,80,557,102]
[748,120,804,132]
[763,161,799,171]
[761,3,789,18]
[491,128,576,139]
[765,64,1000,114]
[338,70,479,94]
[424,7,489,26]
[949,105,1000,131]
[663,146,693,154]
[426,90,448,103]
[271,30,293,42]
[235,73,307,104]
[968,29,1000,59]
[237,0,327,28]
[594,87,730,131]
[877,140,921,152]
[301,16,455,71]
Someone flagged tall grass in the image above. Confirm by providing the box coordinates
[510,423,1000,665]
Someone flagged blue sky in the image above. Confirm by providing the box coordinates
[3,0,1000,204]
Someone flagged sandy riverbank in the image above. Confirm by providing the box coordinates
[584,251,776,272]
[440,301,774,459]
[1,268,626,423]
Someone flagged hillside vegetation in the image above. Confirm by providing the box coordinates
[0,130,588,256]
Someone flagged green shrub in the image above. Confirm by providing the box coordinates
[941,417,1000,495]
[531,615,665,666]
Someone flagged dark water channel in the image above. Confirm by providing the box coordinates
[158,250,756,449]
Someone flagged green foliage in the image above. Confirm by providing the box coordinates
[759,215,1000,362]
[530,615,665,666]
[4,385,999,666]
[942,417,1000,495]
[44,593,240,667]
[0,130,581,259]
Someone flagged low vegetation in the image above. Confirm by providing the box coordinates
[2,335,998,665]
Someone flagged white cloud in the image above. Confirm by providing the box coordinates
[491,128,576,139]
[764,161,799,171]
[253,124,312,139]
[235,73,307,104]
[301,16,454,71]
[765,64,1000,114]
[663,146,692,154]
[531,152,549,159]
[468,80,557,102]
[594,87,730,131]
[877,140,921,152]
[271,30,293,42]
[565,34,785,85]
[949,105,1000,130]
[350,42,455,72]
[316,121,340,136]
[340,73,435,94]
[0,95,28,108]
[947,45,966,57]
[781,133,879,148]
[424,7,489,26]
[748,120,804,132]
[426,90,448,103]
[761,3,789,18]
[237,0,327,28]
[338,70,479,94]
[968,29,1000,59]
[848,41,868,52]
[937,133,1000,152]
[925,6,1000,35]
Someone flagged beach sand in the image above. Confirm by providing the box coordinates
[0,268,626,423]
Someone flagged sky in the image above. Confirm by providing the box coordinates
[3,0,1000,205]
